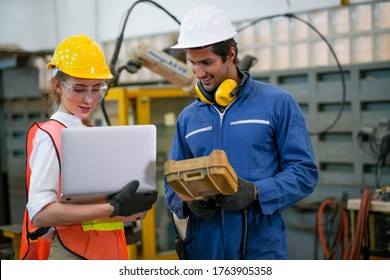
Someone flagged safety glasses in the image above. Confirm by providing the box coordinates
[61,80,108,101]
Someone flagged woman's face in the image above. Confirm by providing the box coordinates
[55,77,107,119]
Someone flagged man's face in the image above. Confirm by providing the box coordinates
[187,46,231,92]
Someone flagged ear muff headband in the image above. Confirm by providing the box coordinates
[195,82,214,104]
[195,71,249,106]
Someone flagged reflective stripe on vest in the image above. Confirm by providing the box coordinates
[82,221,124,231]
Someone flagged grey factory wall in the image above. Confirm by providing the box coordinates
[253,62,390,259]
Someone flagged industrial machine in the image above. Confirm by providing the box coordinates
[126,42,197,94]
[358,119,390,191]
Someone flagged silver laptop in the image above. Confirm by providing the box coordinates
[60,125,156,220]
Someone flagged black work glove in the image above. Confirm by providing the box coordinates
[108,180,158,217]
[187,198,216,219]
[216,177,257,211]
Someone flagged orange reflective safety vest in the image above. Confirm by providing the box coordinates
[20,120,128,260]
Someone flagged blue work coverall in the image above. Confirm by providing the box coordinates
[164,74,318,259]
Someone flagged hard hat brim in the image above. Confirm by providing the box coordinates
[171,32,237,49]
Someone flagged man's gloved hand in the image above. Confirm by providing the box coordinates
[187,198,216,219]
[216,177,257,211]
[108,180,158,217]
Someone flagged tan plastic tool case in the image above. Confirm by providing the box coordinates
[164,150,238,201]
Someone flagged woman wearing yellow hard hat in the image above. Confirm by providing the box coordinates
[20,34,157,260]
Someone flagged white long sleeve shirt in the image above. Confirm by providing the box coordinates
[27,112,86,220]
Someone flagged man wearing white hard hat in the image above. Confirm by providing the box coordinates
[164,5,318,260]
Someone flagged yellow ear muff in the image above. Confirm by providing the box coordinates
[195,82,214,104]
[215,79,237,107]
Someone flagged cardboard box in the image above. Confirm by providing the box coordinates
[164,150,238,201]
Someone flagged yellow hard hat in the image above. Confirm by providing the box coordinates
[47,34,113,79]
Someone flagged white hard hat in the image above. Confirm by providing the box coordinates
[172,5,237,49]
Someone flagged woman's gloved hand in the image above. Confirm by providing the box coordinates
[187,198,216,219]
[108,180,158,217]
[216,177,257,211]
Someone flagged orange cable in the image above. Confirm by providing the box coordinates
[341,209,350,260]
[317,197,350,260]
[317,198,335,259]
[349,188,372,260]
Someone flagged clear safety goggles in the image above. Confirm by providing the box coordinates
[61,80,108,101]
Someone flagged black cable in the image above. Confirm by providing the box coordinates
[106,6,346,135]
[237,13,347,136]
[316,196,349,260]
[103,0,181,126]
[170,211,188,260]
[375,135,389,189]
[325,203,340,259]
[100,96,111,126]
[109,0,180,85]
[240,208,248,260]
[289,14,346,136]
